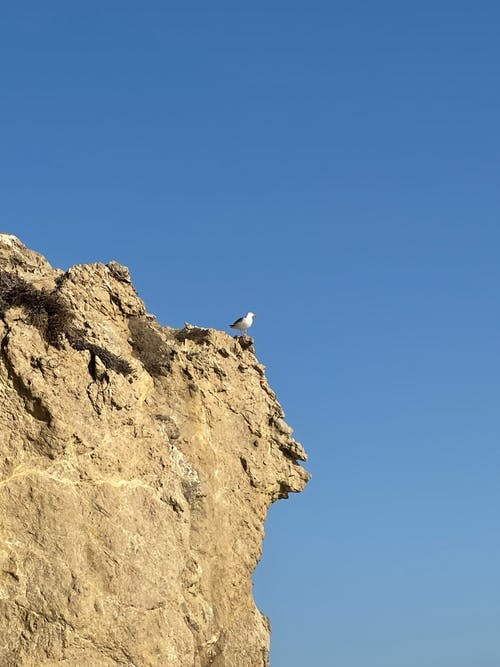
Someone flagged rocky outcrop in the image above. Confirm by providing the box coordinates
[0,234,309,667]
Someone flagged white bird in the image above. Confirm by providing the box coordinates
[229,311,256,336]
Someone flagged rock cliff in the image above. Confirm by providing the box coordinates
[0,234,309,667]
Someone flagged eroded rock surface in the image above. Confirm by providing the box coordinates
[0,234,309,666]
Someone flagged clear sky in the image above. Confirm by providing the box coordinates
[2,2,499,665]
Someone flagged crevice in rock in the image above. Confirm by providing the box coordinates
[0,333,52,424]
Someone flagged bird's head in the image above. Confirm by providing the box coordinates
[248,312,256,318]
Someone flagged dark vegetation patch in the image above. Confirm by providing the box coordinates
[67,328,133,376]
[174,326,212,344]
[129,316,173,377]
[0,270,132,376]
[0,271,71,347]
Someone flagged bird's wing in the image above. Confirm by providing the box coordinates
[230,317,243,327]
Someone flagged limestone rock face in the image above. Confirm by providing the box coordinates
[0,235,309,667]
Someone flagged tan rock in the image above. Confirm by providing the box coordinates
[0,234,310,666]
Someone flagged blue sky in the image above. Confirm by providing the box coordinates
[2,2,500,665]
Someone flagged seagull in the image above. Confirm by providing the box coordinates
[229,311,256,336]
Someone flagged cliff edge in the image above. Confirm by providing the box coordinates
[0,234,310,667]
